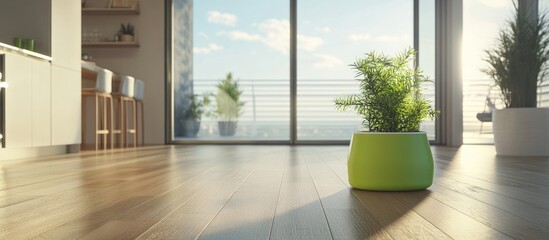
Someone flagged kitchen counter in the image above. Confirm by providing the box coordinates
[0,42,52,61]
[81,61,122,89]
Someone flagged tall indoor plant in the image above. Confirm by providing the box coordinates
[483,2,549,156]
[335,48,437,191]
[215,72,245,136]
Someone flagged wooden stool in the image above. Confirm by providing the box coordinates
[113,76,136,148]
[134,79,145,146]
[82,69,113,150]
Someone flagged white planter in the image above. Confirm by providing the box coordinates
[493,108,549,156]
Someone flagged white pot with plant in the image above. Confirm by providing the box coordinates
[215,72,245,136]
[334,48,438,191]
[483,3,549,156]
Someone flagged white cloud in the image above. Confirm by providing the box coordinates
[218,31,263,41]
[477,0,511,8]
[198,32,209,39]
[313,54,343,68]
[258,19,291,54]
[193,43,223,54]
[298,35,323,52]
[349,33,409,43]
[315,27,331,33]
[218,19,323,54]
[349,33,372,41]
[208,11,237,26]
[375,35,410,43]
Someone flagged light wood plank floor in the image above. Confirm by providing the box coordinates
[1,145,548,239]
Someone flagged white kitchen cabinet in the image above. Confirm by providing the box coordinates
[31,60,52,147]
[0,0,81,158]
[3,52,53,148]
[50,0,81,146]
[4,53,32,148]
[51,0,81,71]
[51,66,81,145]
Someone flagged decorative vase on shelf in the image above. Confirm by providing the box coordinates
[120,34,133,42]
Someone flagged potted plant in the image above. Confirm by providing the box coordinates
[215,72,245,136]
[119,23,135,42]
[483,3,549,156]
[334,48,438,191]
[181,94,211,137]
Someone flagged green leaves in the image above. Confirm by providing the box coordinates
[119,23,134,35]
[334,48,437,132]
[184,94,213,120]
[215,72,245,121]
[483,5,549,108]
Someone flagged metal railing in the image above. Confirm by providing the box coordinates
[174,78,436,140]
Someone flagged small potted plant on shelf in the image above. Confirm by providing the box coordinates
[483,3,549,156]
[181,94,212,137]
[215,72,245,136]
[334,48,438,191]
[119,23,135,42]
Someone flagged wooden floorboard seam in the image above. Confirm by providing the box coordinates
[432,182,549,233]
[35,152,230,239]
[267,168,286,240]
[193,170,255,239]
[303,151,336,240]
[408,191,516,240]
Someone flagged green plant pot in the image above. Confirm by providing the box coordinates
[348,132,433,191]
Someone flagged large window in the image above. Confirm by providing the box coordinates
[173,0,290,141]
[462,0,514,144]
[296,1,414,141]
[419,0,436,141]
[170,0,438,143]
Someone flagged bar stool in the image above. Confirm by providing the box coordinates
[134,79,145,146]
[82,69,113,150]
[113,76,136,148]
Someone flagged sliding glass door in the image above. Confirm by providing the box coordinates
[172,0,290,141]
[296,1,416,141]
[169,0,438,143]
[462,1,513,144]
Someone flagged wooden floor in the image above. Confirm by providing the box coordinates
[0,145,548,239]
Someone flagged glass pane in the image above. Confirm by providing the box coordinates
[297,1,414,140]
[173,0,290,141]
[419,0,436,140]
[462,0,513,144]
[540,1,549,108]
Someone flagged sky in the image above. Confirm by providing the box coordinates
[190,0,549,82]
[192,0,414,80]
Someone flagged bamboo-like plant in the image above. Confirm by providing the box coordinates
[334,48,437,132]
[119,23,135,36]
[483,4,549,108]
[215,72,245,121]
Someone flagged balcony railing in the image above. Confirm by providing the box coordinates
[174,78,436,140]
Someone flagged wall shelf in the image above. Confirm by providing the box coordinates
[82,8,139,15]
[82,42,139,48]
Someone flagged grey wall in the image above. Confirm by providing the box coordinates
[0,0,51,56]
[82,0,166,145]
